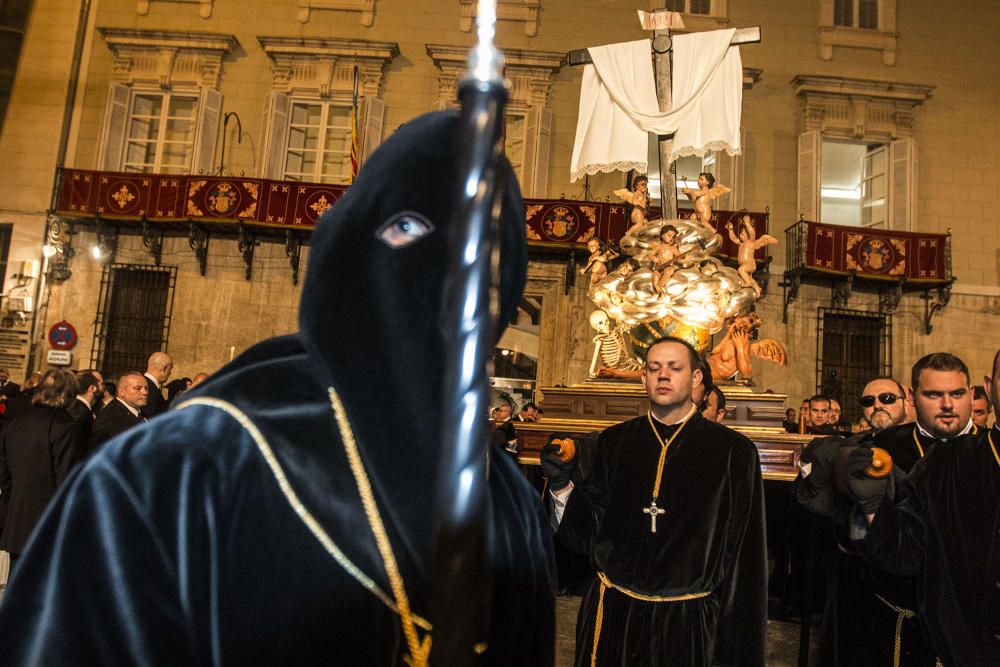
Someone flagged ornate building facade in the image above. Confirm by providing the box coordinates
[0,0,997,410]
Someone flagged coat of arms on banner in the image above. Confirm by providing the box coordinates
[209,182,240,216]
[542,206,577,240]
[859,238,893,272]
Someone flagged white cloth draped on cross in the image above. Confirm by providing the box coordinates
[570,28,743,181]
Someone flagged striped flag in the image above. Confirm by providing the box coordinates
[350,66,360,182]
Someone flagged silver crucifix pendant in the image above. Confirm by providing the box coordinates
[643,499,665,533]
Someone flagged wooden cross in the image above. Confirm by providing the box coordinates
[643,499,666,533]
[567,10,761,220]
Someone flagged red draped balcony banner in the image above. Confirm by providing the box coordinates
[54,168,769,261]
[518,199,768,261]
[56,169,348,228]
[797,220,950,282]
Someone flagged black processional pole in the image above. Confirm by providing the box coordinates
[430,0,508,664]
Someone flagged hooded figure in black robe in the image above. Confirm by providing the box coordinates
[0,111,556,665]
[546,342,767,666]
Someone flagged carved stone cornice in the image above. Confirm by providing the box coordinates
[426,44,562,111]
[459,0,540,37]
[258,36,399,99]
[791,75,934,140]
[98,28,239,89]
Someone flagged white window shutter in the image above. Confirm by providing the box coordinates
[361,97,386,164]
[192,88,223,175]
[521,107,538,196]
[888,137,916,231]
[531,107,552,198]
[797,130,822,221]
[99,84,131,171]
[260,92,289,179]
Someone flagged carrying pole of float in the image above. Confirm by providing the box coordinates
[431,0,508,664]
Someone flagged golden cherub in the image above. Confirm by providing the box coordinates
[682,172,730,235]
[649,225,687,296]
[708,312,787,382]
[726,214,778,297]
[579,238,619,289]
[613,174,650,237]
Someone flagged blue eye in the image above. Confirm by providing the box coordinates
[376,212,434,248]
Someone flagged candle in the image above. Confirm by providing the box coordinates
[229,346,235,361]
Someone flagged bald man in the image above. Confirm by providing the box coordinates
[143,352,173,417]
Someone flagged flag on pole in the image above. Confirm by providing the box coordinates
[350,65,361,182]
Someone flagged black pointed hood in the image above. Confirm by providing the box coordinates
[298,110,526,499]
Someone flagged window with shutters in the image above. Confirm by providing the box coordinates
[282,101,354,184]
[257,37,397,181]
[100,85,220,175]
[96,29,235,175]
[818,0,897,65]
[793,76,932,231]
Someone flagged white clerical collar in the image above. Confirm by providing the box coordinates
[651,403,697,426]
[144,372,161,389]
[76,395,93,410]
[915,418,974,441]
[116,397,141,418]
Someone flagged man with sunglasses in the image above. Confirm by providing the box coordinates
[859,378,908,432]
[845,352,999,665]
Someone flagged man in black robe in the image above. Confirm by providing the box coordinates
[543,337,766,666]
[797,368,971,666]
[0,111,555,665]
[843,349,999,665]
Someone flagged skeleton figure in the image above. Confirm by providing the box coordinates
[588,310,642,379]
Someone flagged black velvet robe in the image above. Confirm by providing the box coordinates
[0,111,556,665]
[558,413,767,666]
[797,423,944,666]
[854,425,1000,666]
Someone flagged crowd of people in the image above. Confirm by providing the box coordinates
[0,354,206,569]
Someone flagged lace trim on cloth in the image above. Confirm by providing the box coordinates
[571,140,740,182]
[669,140,742,163]
[572,160,648,182]
[176,397,432,631]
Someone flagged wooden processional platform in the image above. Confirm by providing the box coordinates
[516,382,812,481]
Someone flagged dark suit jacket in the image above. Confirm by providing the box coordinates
[0,381,20,399]
[90,399,144,451]
[144,375,167,418]
[66,398,96,441]
[0,405,86,554]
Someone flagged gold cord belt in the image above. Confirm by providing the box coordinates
[874,593,916,667]
[591,571,710,667]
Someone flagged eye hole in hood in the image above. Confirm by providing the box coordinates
[376,211,435,249]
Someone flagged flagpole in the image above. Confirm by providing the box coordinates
[350,65,360,183]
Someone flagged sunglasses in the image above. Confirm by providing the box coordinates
[859,393,905,408]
